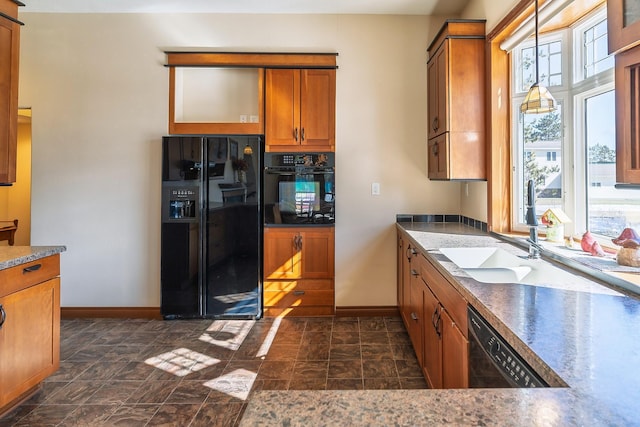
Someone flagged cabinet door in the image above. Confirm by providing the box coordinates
[427,42,448,140]
[422,285,443,389]
[407,272,423,364]
[300,69,335,149]
[0,14,20,184]
[615,47,640,184]
[0,278,60,408]
[401,243,416,327]
[397,234,404,308]
[265,69,301,148]
[441,309,469,388]
[608,0,640,54]
[427,134,448,180]
[264,228,334,280]
[264,229,301,279]
[300,228,334,279]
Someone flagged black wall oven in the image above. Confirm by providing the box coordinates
[264,152,334,226]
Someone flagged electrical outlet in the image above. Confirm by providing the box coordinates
[250,115,259,123]
[371,182,381,195]
[240,115,248,123]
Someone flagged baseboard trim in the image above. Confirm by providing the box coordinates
[335,306,399,317]
[61,306,398,319]
[61,307,162,319]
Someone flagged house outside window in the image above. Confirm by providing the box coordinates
[511,6,633,239]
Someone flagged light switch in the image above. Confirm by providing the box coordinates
[371,182,380,195]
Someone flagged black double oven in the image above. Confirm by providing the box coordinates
[263,152,335,226]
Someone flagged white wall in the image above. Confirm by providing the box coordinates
[19,13,463,308]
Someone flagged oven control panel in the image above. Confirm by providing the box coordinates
[468,306,548,388]
[265,152,334,169]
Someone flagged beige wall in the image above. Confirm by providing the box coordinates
[19,13,466,308]
[461,0,521,32]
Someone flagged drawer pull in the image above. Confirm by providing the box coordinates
[410,312,418,321]
[0,305,5,329]
[293,290,305,296]
[23,264,42,273]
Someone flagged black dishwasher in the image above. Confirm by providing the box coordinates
[468,306,548,388]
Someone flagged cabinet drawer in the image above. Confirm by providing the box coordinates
[264,289,334,308]
[263,306,334,317]
[264,279,333,292]
[0,1,19,19]
[0,255,60,298]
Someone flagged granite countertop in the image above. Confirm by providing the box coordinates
[241,222,640,426]
[0,246,67,270]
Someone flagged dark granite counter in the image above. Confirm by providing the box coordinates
[0,246,66,270]
[241,222,640,426]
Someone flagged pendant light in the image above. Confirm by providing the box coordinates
[520,0,557,114]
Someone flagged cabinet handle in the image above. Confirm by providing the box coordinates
[432,142,439,156]
[410,312,418,321]
[0,305,5,330]
[301,128,305,141]
[433,305,443,338]
[294,127,299,141]
[23,263,42,273]
[410,269,419,277]
[293,234,303,251]
[432,117,439,132]
[293,290,305,296]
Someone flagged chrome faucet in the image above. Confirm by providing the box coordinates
[525,180,541,259]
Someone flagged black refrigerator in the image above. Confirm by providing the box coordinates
[161,135,262,319]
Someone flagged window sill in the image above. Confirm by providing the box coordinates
[493,231,640,297]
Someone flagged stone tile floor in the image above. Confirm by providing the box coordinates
[0,316,426,426]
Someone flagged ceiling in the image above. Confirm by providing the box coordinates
[22,0,471,15]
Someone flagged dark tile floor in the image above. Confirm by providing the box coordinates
[0,316,426,426]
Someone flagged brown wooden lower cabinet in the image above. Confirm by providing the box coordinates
[263,279,334,316]
[397,228,469,389]
[0,254,61,414]
[441,308,469,388]
[422,284,443,389]
[263,227,335,316]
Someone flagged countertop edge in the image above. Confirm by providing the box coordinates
[0,246,67,270]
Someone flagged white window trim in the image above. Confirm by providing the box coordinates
[573,81,615,238]
[572,6,609,84]
[511,6,615,238]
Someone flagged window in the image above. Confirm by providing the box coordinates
[511,6,632,239]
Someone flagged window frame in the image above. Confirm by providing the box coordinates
[509,5,614,238]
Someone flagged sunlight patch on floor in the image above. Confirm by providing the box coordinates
[200,319,255,351]
[255,316,282,359]
[204,368,257,401]
[145,347,221,377]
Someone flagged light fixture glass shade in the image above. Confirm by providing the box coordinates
[243,144,253,155]
[520,83,557,114]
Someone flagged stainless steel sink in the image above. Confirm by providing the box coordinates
[439,247,575,285]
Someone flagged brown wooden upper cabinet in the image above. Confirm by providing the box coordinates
[608,1,640,184]
[265,68,336,152]
[426,20,486,181]
[0,0,23,185]
[607,0,640,55]
[614,48,640,184]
